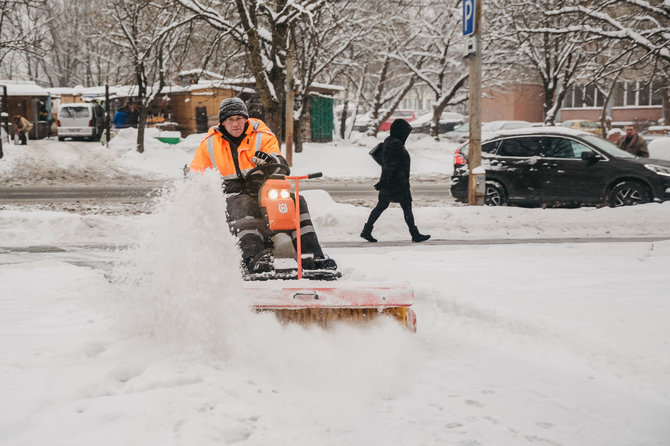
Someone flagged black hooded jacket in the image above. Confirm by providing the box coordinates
[374,119,413,201]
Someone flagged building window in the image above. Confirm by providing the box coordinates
[584,84,595,107]
[565,80,664,108]
[563,84,603,108]
[651,80,664,106]
[614,80,663,107]
[612,82,626,107]
[574,87,584,107]
[625,82,637,106]
[639,81,650,105]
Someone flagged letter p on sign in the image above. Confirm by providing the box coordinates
[463,0,475,36]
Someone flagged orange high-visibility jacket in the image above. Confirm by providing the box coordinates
[189,118,281,179]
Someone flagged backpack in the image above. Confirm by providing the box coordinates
[369,142,383,165]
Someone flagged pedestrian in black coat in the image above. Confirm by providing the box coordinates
[361,119,430,243]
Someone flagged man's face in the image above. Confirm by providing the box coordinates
[222,115,247,137]
[625,126,636,137]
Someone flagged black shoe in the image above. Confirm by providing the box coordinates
[411,233,431,243]
[302,256,337,271]
[409,226,431,243]
[245,250,274,274]
[360,223,377,242]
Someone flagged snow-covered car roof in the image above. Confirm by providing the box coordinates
[484,125,593,141]
[413,111,464,126]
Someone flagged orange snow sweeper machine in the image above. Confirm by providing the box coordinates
[240,163,416,331]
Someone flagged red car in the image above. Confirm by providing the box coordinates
[378,110,416,131]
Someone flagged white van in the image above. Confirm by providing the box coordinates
[57,103,105,141]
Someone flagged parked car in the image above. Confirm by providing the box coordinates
[413,111,465,134]
[378,110,416,131]
[641,125,670,143]
[57,102,105,141]
[560,119,602,135]
[445,120,532,144]
[352,112,373,133]
[450,127,670,207]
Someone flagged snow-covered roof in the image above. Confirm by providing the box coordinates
[47,87,82,96]
[178,69,224,80]
[310,82,345,92]
[0,80,49,97]
[170,80,254,94]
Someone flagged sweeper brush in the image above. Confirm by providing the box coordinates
[237,166,417,331]
[244,281,417,331]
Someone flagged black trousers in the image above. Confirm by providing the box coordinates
[225,193,324,262]
[365,193,416,229]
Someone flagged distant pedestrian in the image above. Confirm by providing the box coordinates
[126,104,139,128]
[113,108,128,128]
[361,118,430,243]
[617,125,649,158]
[13,115,32,145]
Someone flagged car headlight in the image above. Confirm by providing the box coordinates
[644,164,670,177]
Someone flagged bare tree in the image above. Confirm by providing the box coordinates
[105,0,197,152]
[392,0,468,139]
[0,0,50,78]
[292,0,371,149]
[539,1,669,125]
[178,0,328,138]
[491,0,597,124]
[545,1,670,65]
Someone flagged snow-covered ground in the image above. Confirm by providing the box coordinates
[1,130,670,445]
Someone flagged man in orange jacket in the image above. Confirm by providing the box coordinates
[190,97,336,275]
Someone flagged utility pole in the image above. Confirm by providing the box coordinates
[105,85,111,147]
[0,85,6,159]
[464,0,485,205]
[284,34,295,167]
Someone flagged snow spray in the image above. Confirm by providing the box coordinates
[111,171,253,357]
[109,172,419,418]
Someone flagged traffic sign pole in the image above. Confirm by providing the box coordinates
[465,0,484,205]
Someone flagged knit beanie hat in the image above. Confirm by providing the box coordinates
[219,97,249,122]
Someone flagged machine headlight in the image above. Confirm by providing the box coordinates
[644,164,670,177]
[280,189,290,199]
[268,189,279,199]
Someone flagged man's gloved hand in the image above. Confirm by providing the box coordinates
[251,151,274,166]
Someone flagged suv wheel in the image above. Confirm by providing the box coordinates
[485,181,507,206]
[608,181,651,207]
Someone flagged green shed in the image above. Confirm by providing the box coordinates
[310,96,334,142]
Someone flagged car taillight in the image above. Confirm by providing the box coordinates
[88,120,93,127]
[454,151,467,166]
[56,120,61,126]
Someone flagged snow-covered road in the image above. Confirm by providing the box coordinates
[1,133,669,445]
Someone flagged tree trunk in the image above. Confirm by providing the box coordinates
[340,99,349,140]
[663,85,670,125]
[294,117,303,153]
[600,73,621,138]
[136,62,146,153]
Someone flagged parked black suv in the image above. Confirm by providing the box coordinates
[450,127,670,207]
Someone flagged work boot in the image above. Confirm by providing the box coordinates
[245,249,274,274]
[302,255,338,271]
[409,226,431,243]
[360,223,377,243]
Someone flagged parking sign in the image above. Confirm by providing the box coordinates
[463,0,475,36]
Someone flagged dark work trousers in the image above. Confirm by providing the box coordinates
[17,131,27,145]
[365,194,415,229]
[225,192,324,262]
